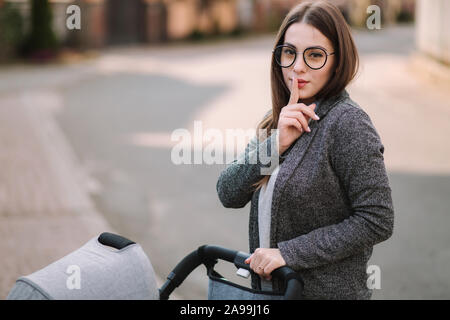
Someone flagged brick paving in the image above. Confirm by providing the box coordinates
[0,92,115,298]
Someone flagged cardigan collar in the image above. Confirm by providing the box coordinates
[314,89,349,120]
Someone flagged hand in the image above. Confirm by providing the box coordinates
[244,248,286,281]
[277,78,320,154]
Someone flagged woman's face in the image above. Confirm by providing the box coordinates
[281,22,336,105]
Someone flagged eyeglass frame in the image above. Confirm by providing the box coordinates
[272,44,335,70]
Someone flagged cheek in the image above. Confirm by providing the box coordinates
[282,69,290,86]
[313,66,333,86]
[323,59,336,80]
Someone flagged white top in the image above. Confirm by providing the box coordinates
[257,165,280,291]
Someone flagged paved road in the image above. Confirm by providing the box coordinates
[26,24,448,299]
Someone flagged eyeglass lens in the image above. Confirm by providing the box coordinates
[275,46,328,69]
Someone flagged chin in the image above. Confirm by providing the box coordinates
[299,89,313,99]
[299,92,316,104]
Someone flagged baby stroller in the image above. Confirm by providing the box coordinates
[7,232,304,300]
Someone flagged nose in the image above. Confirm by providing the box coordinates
[293,55,307,74]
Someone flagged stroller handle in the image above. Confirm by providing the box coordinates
[159,245,304,300]
[98,232,136,250]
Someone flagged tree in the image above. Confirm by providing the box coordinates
[24,0,58,59]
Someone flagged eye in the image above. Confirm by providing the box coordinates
[309,52,324,58]
[283,48,296,55]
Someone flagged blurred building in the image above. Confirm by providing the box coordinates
[411,0,449,83]
[1,0,417,50]
[416,0,449,65]
[341,0,415,27]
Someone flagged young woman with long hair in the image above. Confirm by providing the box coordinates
[216,1,394,299]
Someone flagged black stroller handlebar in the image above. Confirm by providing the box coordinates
[159,245,304,300]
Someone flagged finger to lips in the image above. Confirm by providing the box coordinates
[288,78,299,105]
[285,78,320,122]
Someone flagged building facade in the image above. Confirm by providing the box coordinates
[2,0,418,49]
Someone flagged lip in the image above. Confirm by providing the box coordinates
[297,79,309,83]
[290,78,309,88]
[298,81,308,89]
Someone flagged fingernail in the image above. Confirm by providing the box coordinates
[307,127,311,132]
[315,115,320,120]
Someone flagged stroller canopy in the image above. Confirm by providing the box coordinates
[7,233,159,300]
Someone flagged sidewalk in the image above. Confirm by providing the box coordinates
[0,90,174,299]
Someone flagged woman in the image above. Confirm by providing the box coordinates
[216,0,394,300]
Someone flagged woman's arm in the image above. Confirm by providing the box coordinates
[216,131,281,208]
[277,107,395,269]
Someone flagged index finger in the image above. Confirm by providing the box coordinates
[288,77,299,105]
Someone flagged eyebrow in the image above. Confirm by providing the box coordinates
[283,42,328,52]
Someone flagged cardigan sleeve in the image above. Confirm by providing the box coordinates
[277,107,394,270]
[216,130,282,209]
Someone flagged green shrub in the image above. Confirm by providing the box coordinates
[0,3,24,61]
[188,29,206,41]
[396,10,414,23]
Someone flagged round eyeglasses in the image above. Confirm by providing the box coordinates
[273,45,335,70]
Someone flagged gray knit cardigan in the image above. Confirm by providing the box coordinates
[216,89,394,299]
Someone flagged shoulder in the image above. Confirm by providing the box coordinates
[328,96,370,124]
[326,97,383,152]
[327,96,376,134]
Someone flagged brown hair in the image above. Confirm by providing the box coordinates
[251,0,359,191]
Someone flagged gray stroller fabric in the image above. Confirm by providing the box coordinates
[208,278,284,300]
[7,236,159,300]
[6,280,49,300]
